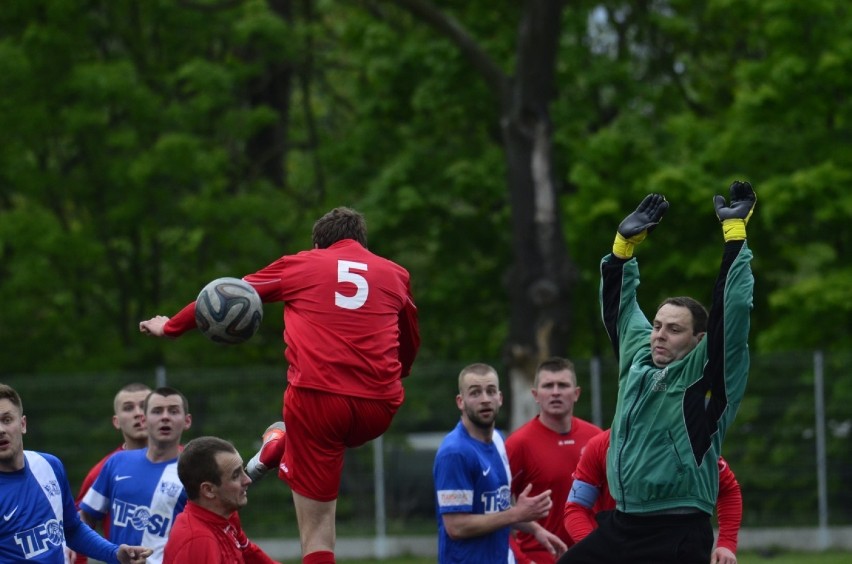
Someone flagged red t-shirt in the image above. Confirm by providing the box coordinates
[163,501,279,564]
[506,416,603,561]
[165,240,420,400]
[563,429,742,553]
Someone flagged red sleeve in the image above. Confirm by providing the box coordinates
[563,430,611,543]
[715,457,742,553]
[163,301,198,337]
[572,431,609,486]
[397,291,420,378]
[563,500,598,543]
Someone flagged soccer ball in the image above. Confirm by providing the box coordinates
[195,277,263,345]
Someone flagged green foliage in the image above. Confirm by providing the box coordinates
[0,2,851,535]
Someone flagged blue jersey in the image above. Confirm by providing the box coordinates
[433,421,514,564]
[0,451,121,564]
[80,448,186,564]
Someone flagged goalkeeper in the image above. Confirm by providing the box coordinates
[558,182,756,564]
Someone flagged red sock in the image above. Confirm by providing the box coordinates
[303,551,335,564]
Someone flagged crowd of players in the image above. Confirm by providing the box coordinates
[1,181,755,563]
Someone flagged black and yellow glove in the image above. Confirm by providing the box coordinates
[612,194,669,258]
[714,180,756,241]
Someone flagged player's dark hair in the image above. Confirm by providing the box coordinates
[658,296,708,334]
[178,436,237,500]
[0,383,23,414]
[143,386,190,415]
[312,207,368,249]
[534,357,577,387]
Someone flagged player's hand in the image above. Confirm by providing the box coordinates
[532,525,568,557]
[710,546,737,564]
[116,544,153,564]
[613,193,669,258]
[514,483,553,522]
[714,180,756,241]
[139,316,169,338]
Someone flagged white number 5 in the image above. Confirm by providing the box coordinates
[336,260,369,310]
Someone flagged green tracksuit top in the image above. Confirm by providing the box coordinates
[599,240,753,516]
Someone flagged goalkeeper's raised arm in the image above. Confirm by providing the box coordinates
[564,182,756,564]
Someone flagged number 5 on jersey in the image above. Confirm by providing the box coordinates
[336,260,368,310]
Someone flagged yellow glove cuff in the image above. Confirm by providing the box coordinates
[613,232,645,258]
[721,219,747,241]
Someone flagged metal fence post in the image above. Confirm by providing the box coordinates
[374,435,388,558]
[590,356,603,429]
[814,350,829,549]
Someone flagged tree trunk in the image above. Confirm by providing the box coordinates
[500,1,576,430]
[387,0,576,429]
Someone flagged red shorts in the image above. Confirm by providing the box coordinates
[279,385,403,502]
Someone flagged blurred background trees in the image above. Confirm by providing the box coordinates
[1,0,850,410]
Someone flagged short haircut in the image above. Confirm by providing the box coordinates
[457,363,498,393]
[113,382,152,411]
[143,386,189,415]
[178,436,237,500]
[312,207,368,249]
[657,297,709,334]
[534,357,577,387]
[0,383,23,415]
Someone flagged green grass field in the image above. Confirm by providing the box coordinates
[281,550,851,564]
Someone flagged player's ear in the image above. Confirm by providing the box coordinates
[694,331,706,343]
[200,482,216,499]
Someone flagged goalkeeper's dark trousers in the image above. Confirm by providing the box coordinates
[557,509,713,564]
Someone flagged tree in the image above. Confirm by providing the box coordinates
[379,0,576,426]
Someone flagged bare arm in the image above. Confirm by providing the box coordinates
[442,483,551,540]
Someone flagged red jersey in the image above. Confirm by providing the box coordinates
[506,416,603,560]
[164,240,420,400]
[163,501,279,564]
[563,429,742,553]
[73,445,123,564]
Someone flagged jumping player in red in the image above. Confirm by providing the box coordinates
[506,357,603,563]
[140,207,420,564]
[563,429,742,564]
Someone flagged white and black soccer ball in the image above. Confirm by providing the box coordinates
[195,277,263,345]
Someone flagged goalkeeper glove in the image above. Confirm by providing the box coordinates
[612,193,669,258]
[714,180,756,241]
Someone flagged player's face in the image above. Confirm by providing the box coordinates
[0,399,26,472]
[458,372,503,430]
[113,390,149,445]
[532,369,580,419]
[651,304,704,367]
[144,394,191,446]
[212,451,251,514]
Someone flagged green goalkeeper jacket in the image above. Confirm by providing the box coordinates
[599,240,754,516]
